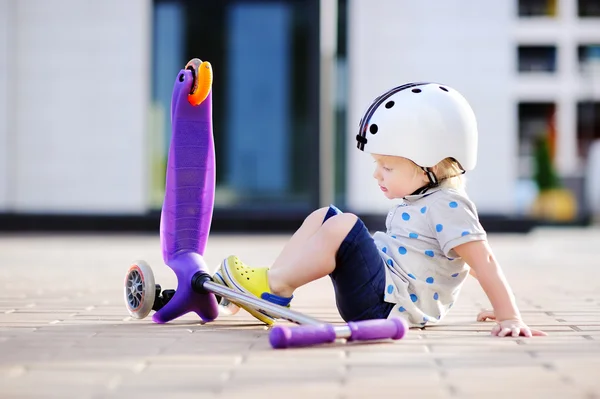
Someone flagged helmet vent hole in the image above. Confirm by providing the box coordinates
[411,88,422,93]
[439,86,448,92]
[385,101,395,109]
[369,124,378,134]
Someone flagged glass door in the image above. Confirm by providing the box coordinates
[151,0,320,225]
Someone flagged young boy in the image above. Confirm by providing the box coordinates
[214,82,546,338]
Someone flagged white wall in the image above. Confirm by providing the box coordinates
[11,0,151,214]
[347,0,515,214]
[0,0,9,210]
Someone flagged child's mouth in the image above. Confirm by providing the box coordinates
[380,186,388,192]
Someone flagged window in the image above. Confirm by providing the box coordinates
[578,44,600,73]
[518,102,556,177]
[150,0,320,214]
[578,0,600,17]
[518,0,558,17]
[517,45,557,72]
[577,102,600,159]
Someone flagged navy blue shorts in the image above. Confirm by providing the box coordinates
[323,205,394,322]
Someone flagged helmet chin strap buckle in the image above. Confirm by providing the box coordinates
[423,167,438,186]
[409,167,439,196]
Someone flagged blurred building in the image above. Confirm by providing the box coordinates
[0,0,599,232]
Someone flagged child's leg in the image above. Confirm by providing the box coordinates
[214,206,355,325]
[269,207,330,271]
[267,213,358,297]
[272,212,394,323]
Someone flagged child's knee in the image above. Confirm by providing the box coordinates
[305,207,330,224]
[323,213,358,238]
[337,213,358,229]
[321,205,347,224]
[314,207,331,218]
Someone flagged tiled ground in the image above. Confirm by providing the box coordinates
[0,228,599,398]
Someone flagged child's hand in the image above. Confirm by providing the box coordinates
[491,319,548,337]
[476,309,495,321]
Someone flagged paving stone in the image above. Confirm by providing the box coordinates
[0,229,599,398]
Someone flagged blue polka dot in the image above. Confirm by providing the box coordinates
[449,201,458,208]
[423,316,429,322]
[387,285,394,294]
[398,306,406,312]
[426,277,434,284]
[420,206,427,214]
[402,212,410,221]
[449,302,454,309]
[409,232,419,239]
[410,294,418,302]
[451,273,459,277]
[461,231,470,236]
[425,250,435,257]
[407,273,416,280]
[382,247,387,253]
[391,235,397,239]
[447,257,455,261]
[398,246,407,255]
[386,259,394,266]
[436,224,444,232]
[433,292,439,300]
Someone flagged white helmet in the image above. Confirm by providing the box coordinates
[356,82,478,171]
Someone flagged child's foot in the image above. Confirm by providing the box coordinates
[215,255,292,325]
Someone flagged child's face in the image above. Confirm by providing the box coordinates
[372,155,428,199]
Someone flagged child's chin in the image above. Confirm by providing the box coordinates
[384,192,404,200]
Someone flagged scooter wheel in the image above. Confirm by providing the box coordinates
[124,260,156,319]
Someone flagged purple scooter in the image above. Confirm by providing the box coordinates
[124,58,408,349]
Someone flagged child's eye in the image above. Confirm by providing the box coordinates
[383,167,392,172]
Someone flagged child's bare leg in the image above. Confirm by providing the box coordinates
[269,207,330,270]
[268,213,357,297]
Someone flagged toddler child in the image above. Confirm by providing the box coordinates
[214,82,546,338]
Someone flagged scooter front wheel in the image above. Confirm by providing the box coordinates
[124,260,156,319]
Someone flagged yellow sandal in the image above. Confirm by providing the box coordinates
[216,255,292,325]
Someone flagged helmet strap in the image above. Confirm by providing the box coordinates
[423,167,438,186]
[410,167,439,196]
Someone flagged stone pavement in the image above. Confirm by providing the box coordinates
[0,228,599,399]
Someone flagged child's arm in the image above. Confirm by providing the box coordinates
[467,268,497,321]
[453,240,547,337]
[469,268,478,279]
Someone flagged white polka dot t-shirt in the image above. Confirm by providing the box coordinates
[372,187,486,327]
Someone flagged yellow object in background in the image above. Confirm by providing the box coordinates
[531,188,578,222]
[546,0,557,17]
[530,127,578,222]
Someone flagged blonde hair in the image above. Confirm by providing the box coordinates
[432,157,466,190]
[406,157,466,190]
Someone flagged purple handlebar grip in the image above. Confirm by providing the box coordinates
[269,325,337,349]
[348,317,408,341]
